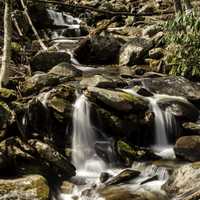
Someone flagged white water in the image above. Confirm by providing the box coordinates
[47,9,81,39]
[122,88,188,150]
[72,94,106,173]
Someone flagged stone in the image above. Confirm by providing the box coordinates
[87,87,148,112]
[142,76,200,102]
[100,172,112,183]
[143,25,162,37]
[60,181,75,194]
[174,136,200,161]
[149,48,164,59]
[117,140,160,166]
[162,163,200,200]
[99,185,167,200]
[21,73,60,95]
[0,88,17,101]
[28,139,76,177]
[138,3,157,15]
[48,62,81,78]
[105,169,140,186]
[74,35,121,65]
[119,66,134,78]
[30,51,71,72]
[0,175,49,200]
[80,75,125,89]
[182,122,200,135]
[119,37,153,66]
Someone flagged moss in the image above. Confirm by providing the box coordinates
[0,88,17,101]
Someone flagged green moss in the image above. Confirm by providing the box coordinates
[0,88,17,101]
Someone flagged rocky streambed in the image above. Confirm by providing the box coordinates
[0,0,200,199]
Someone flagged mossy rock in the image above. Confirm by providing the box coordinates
[0,175,49,200]
[0,88,17,101]
[117,140,159,165]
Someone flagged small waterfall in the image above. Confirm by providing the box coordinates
[72,94,105,174]
[147,97,169,147]
[47,9,81,39]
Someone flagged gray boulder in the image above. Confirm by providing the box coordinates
[119,37,153,66]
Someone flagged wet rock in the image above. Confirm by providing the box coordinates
[119,37,153,66]
[60,181,75,194]
[119,66,134,78]
[149,48,164,59]
[48,62,81,78]
[30,51,71,72]
[174,136,200,161]
[74,35,121,65]
[28,139,76,177]
[143,76,200,102]
[99,185,167,200]
[0,88,17,102]
[117,140,160,166]
[182,122,200,135]
[80,75,125,89]
[46,84,75,122]
[21,73,60,95]
[158,99,199,122]
[0,175,49,200]
[0,102,14,141]
[143,25,162,37]
[162,163,200,200]
[100,172,112,183]
[87,87,148,112]
[105,169,140,186]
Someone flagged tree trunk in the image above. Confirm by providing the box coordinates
[0,0,12,88]
[173,0,183,13]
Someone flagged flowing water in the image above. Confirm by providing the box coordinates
[72,94,106,174]
[47,9,81,39]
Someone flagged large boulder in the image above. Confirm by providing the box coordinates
[28,139,76,177]
[0,175,49,200]
[182,122,200,135]
[162,163,200,200]
[21,73,60,95]
[174,136,200,161]
[74,35,121,65]
[142,76,200,102]
[87,87,148,112]
[30,51,71,72]
[119,37,153,66]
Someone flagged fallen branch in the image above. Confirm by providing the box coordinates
[35,0,174,17]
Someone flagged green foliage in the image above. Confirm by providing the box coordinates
[164,13,200,79]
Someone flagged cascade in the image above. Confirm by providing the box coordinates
[122,88,188,149]
[72,94,106,175]
[47,9,81,39]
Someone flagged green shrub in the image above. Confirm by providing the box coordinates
[164,13,200,80]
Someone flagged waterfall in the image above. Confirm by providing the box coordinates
[46,9,81,39]
[147,97,169,147]
[121,88,188,148]
[72,94,105,174]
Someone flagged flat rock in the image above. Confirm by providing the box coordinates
[0,175,49,200]
[87,87,148,112]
